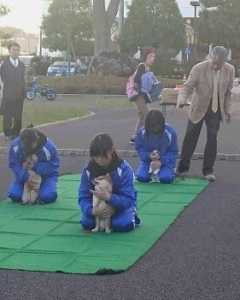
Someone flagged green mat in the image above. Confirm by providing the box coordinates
[0,174,209,274]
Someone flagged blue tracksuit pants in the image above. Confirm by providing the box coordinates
[8,177,58,204]
[136,162,174,183]
[81,206,137,232]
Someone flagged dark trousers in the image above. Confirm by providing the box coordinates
[178,109,221,175]
[3,113,22,137]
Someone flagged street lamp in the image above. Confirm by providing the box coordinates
[39,26,43,57]
[190,1,200,60]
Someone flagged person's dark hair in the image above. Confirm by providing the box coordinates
[20,128,38,143]
[141,46,157,62]
[7,42,20,51]
[90,133,113,158]
[145,110,165,136]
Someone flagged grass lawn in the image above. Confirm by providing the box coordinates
[0,94,133,133]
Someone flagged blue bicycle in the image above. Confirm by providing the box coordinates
[26,77,57,101]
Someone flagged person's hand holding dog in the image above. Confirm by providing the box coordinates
[91,187,110,202]
[23,159,35,171]
[150,160,162,172]
[92,204,115,218]
[150,151,162,172]
[27,174,40,189]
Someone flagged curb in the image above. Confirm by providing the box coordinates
[0,147,239,161]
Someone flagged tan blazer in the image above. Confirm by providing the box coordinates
[178,60,235,124]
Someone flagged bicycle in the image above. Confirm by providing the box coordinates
[26,77,57,101]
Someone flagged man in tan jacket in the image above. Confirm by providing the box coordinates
[175,46,235,181]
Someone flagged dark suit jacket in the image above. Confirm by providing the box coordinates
[0,57,25,118]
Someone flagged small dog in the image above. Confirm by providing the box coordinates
[91,174,113,233]
[22,154,42,204]
[149,150,161,183]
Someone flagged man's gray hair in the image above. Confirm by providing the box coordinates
[210,46,228,63]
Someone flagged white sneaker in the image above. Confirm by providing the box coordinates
[205,173,216,182]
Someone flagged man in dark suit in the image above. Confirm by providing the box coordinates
[175,46,235,182]
[0,42,26,140]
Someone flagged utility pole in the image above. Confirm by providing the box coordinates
[39,26,42,57]
[190,1,200,60]
[118,0,124,37]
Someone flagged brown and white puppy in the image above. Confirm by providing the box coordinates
[149,150,161,183]
[92,174,113,233]
[22,154,42,204]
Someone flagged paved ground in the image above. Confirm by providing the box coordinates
[0,94,240,300]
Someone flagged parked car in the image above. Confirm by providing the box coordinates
[19,55,34,67]
[76,59,88,75]
[46,60,88,76]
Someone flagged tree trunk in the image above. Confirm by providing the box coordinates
[92,0,121,54]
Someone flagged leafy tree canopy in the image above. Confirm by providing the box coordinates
[0,3,11,42]
[0,4,10,17]
[42,0,93,56]
[118,0,186,54]
[198,0,240,48]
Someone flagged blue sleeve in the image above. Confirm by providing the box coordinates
[78,166,94,217]
[135,129,151,163]
[32,142,60,176]
[108,163,137,211]
[160,128,179,166]
[8,144,30,183]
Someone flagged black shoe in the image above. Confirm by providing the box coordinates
[5,135,17,141]
[174,167,189,176]
[130,138,135,144]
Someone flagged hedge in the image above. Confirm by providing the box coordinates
[37,75,183,95]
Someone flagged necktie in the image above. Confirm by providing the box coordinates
[212,72,218,113]
[13,60,17,67]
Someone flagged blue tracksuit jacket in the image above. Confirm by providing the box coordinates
[135,124,178,183]
[78,160,139,231]
[8,137,59,183]
[135,124,178,167]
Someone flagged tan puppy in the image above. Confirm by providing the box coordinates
[92,174,113,233]
[149,150,161,183]
[22,154,42,204]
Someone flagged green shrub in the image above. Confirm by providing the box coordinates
[152,59,182,77]
[36,74,181,95]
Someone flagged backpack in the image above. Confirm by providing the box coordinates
[126,75,139,101]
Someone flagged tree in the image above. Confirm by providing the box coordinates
[0,4,11,48]
[0,27,24,48]
[118,0,185,55]
[0,3,10,17]
[197,0,240,49]
[92,0,121,54]
[41,0,93,58]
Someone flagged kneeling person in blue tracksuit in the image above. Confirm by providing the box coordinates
[135,110,178,184]
[78,133,140,232]
[8,128,60,204]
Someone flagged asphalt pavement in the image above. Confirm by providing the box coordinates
[0,94,240,300]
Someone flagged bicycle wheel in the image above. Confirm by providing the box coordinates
[26,88,36,100]
[45,89,57,101]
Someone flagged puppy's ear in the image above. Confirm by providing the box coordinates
[105,173,111,183]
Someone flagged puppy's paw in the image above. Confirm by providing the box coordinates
[91,227,99,232]
[105,228,111,234]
